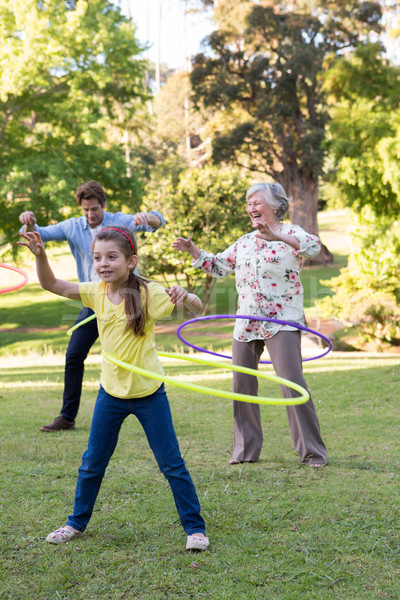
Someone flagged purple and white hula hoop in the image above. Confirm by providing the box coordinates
[176,315,332,364]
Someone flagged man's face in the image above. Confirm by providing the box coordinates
[81,198,106,228]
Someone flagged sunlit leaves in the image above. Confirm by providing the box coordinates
[0,0,149,252]
[138,165,251,309]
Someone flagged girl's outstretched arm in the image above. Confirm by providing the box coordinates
[18,231,81,300]
[165,285,202,314]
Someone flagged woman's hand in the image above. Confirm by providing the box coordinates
[172,236,194,252]
[255,221,282,241]
[172,236,202,260]
[255,221,301,250]
[165,285,189,305]
[17,231,45,256]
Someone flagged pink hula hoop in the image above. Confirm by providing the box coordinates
[0,263,29,295]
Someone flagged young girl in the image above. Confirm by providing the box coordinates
[19,225,209,551]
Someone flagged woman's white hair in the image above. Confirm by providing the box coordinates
[246,182,290,221]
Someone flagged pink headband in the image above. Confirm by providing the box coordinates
[100,228,136,254]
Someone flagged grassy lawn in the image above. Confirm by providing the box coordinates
[0,354,399,599]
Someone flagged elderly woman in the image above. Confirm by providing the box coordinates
[172,182,327,468]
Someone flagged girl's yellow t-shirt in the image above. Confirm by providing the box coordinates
[79,280,174,399]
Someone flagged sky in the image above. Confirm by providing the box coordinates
[117,0,214,70]
[116,1,400,69]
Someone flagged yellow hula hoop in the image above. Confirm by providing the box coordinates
[102,350,309,407]
[68,315,309,405]
[67,314,96,335]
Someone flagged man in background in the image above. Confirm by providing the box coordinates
[19,180,164,432]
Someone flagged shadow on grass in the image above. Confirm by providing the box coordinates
[0,297,81,330]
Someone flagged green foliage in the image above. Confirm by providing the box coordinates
[318,208,400,348]
[322,43,400,217]
[377,117,400,201]
[0,0,149,253]
[189,0,384,238]
[191,1,327,177]
[138,165,251,311]
[137,68,214,176]
[1,353,400,598]
[319,43,400,346]
[151,71,210,166]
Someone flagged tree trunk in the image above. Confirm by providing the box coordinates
[284,174,333,265]
[201,275,217,315]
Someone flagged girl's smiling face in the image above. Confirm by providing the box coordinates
[93,239,137,286]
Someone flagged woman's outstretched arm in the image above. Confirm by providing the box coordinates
[172,236,202,261]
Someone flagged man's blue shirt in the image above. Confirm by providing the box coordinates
[20,210,164,282]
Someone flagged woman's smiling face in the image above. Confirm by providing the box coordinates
[246,191,276,227]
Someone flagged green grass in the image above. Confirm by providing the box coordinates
[0,242,86,356]
[0,284,86,355]
[0,354,399,599]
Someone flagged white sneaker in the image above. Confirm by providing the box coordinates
[46,525,82,545]
[186,534,209,551]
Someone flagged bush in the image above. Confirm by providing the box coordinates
[138,164,251,312]
[317,207,400,349]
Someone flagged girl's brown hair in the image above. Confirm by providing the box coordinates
[93,226,148,336]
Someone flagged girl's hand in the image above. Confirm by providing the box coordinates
[17,231,45,256]
[165,285,189,305]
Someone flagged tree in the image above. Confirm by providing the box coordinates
[139,164,251,313]
[0,0,149,253]
[318,208,400,348]
[189,0,384,263]
[150,70,212,167]
[318,42,400,347]
[322,42,400,216]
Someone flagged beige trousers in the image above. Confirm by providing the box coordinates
[232,332,327,464]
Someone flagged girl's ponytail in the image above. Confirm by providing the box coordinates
[124,267,148,336]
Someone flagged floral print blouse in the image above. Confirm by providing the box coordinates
[192,224,321,342]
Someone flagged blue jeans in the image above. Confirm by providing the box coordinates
[66,384,206,535]
[62,307,99,421]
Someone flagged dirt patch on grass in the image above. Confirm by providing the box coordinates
[0,319,343,337]
[0,326,69,333]
[4,319,399,355]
